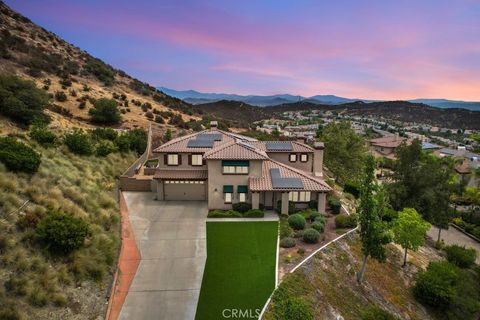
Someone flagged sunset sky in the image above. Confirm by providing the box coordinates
[6,0,480,100]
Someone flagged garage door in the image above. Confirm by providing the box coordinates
[164,180,206,201]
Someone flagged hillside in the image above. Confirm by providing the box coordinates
[264,234,442,320]
[265,101,480,129]
[194,99,277,127]
[0,2,200,133]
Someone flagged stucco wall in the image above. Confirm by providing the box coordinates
[267,152,313,173]
[119,177,154,192]
[207,159,262,210]
[154,152,207,169]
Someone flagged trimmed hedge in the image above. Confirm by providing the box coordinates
[232,202,252,213]
[445,245,477,269]
[303,228,320,243]
[207,210,242,218]
[280,237,296,248]
[243,209,264,218]
[0,137,41,173]
[335,214,357,228]
[288,214,306,230]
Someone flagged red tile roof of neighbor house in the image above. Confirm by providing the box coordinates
[154,169,208,180]
[369,135,406,148]
[249,159,331,192]
[455,159,472,174]
[203,141,268,160]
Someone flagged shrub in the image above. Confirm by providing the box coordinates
[310,212,322,222]
[335,214,357,228]
[64,129,94,155]
[29,122,56,147]
[155,115,164,123]
[303,228,320,243]
[308,200,318,210]
[243,209,264,218]
[207,210,242,218]
[314,214,326,225]
[298,209,313,220]
[274,297,313,320]
[361,306,399,320]
[413,261,459,308]
[54,90,67,102]
[83,58,115,85]
[91,127,118,141]
[36,211,90,254]
[89,98,121,124]
[280,237,296,248]
[280,219,294,239]
[96,140,117,157]
[145,111,154,119]
[344,182,360,198]
[328,197,341,214]
[288,214,306,230]
[115,129,147,154]
[311,221,325,232]
[444,245,477,269]
[0,137,41,173]
[0,75,49,125]
[232,202,252,213]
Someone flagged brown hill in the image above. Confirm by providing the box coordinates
[266,100,480,130]
[0,2,201,133]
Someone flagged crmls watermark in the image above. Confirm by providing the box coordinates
[222,309,261,319]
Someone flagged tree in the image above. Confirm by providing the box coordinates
[164,128,172,141]
[36,211,90,254]
[64,129,94,155]
[392,208,430,266]
[89,98,121,124]
[464,187,479,213]
[0,137,41,173]
[319,121,367,184]
[357,155,391,283]
[0,75,49,125]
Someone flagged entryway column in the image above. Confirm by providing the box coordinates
[318,192,326,213]
[281,192,289,215]
[252,192,260,209]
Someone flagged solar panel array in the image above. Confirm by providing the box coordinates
[187,132,223,148]
[265,141,293,151]
[270,168,304,189]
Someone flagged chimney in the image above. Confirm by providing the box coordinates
[313,141,324,177]
[210,121,218,128]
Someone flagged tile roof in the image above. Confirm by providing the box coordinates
[154,169,208,180]
[249,159,331,192]
[203,141,268,160]
[369,135,406,148]
[152,129,236,153]
[247,141,314,153]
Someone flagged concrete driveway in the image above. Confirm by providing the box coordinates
[119,192,207,320]
[428,225,480,264]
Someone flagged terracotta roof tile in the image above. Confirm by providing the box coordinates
[203,141,268,160]
[249,159,331,192]
[152,129,236,153]
[369,135,406,148]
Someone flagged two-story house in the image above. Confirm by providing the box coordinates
[151,123,331,214]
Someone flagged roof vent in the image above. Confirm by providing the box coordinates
[210,121,218,128]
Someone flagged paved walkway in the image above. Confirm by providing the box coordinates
[428,225,480,263]
[119,192,207,320]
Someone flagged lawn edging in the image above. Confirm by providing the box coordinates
[258,226,358,319]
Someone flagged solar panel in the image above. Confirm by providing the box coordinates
[265,141,293,151]
[197,133,222,141]
[187,139,215,148]
[270,168,304,189]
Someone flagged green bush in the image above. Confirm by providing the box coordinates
[310,212,321,222]
[344,182,360,198]
[276,200,296,214]
[64,129,94,155]
[207,210,242,218]
[232,202,252,213]
[273,297,313,320]
[0,75,49,125]
[311,221,325,232]
[361,306,399,320]
[89,98,121,124]
[413,261,459,308]
[328,197,341,214]
[315,215,326,225]
[114,129,147,154]
[280,219,294,239]
[96,140,117,157]
[91,127,118,141]
[280,237,296,248]
[0,137,41,173]
[308,200,318,210]
[243,209,264,218]
[36,211,90,254]
[445,245,477,269]
[54,90,67,102]
[303,228,320,243]
[29,122,56,147]
[335,214,357,228]
[288,214,306,230]
[84,58,115,85]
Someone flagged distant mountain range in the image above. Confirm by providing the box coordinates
[158,87,480,111]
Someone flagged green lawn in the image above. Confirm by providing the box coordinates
[195,221,278,320]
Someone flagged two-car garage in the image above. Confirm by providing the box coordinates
[163,180,207,201]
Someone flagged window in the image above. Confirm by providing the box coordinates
[300,154,308,162]
[167,154,179,165]
[191,154,203,166]
[223,185,233,203]
[289,191,311,202]
[222,160,249,174]
[224,193,232,203]
[235,166,248,174]
[239,193,246,202]
[289,154,297,162]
